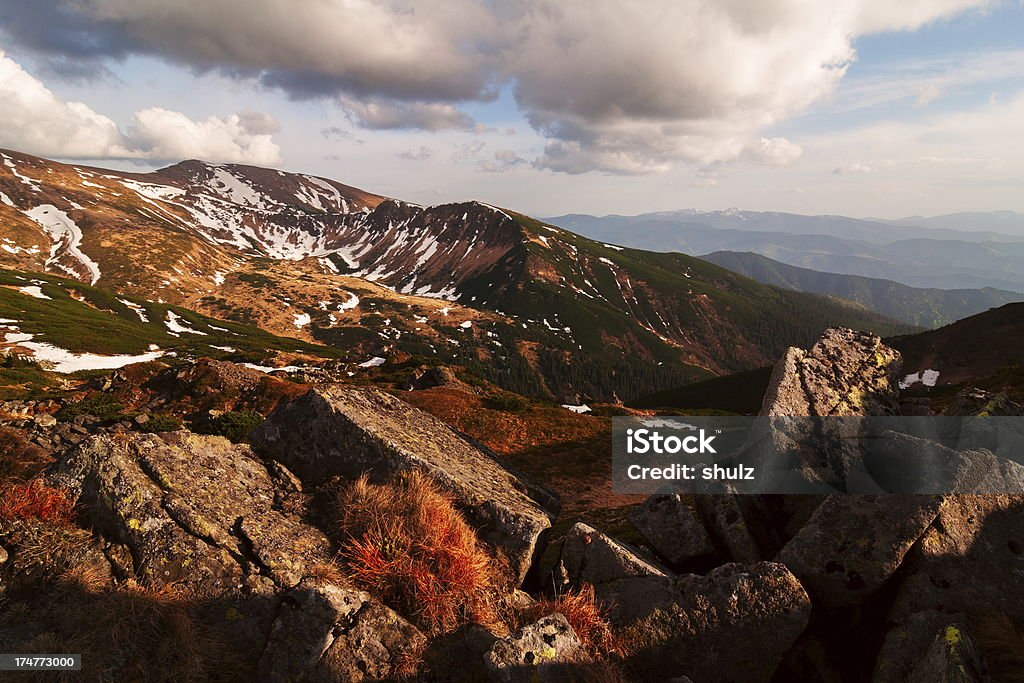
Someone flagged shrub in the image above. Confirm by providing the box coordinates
[335,472,506,633]
[138,414,184,433]
[55,395,126,422]
[193,410,263,443]
[0,479,76,526]
[485,393,529,413]
[1,353,41,370]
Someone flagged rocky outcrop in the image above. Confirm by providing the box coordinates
[778,494,944,607]
[258,579,425,682]
[51,431,332,594]
[484,613,582,683]
[629,494,714,566]
[605,562,811,682]
[559,522,668,590]
[892,494,1024,623]
[760,328,902,418]
[873,611,983,683]
[250,385,558,584]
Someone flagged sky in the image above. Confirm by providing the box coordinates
[0,0,1022,219]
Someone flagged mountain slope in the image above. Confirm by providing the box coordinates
[1,148,911,401]
[704,251,1023,328]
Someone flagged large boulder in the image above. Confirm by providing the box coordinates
[258,579,426,682]
[778,494,944,608]
[484,613,582,683]
[559,522,669,591]
[51,431,332,594]
[891,494,1024,623]
[628,494,714,566]
[250,385,558,583]
[605,562,810,682]
[760,328,902,419]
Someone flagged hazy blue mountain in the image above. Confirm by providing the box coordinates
[704,251,1023,328]
[548,210,1024,293]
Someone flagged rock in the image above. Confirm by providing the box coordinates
[753,329,902,492]
[694,492,767,564]
[908,622,987,683]
[605,562,811,682]
[761,329,902,418]
[891,494,1024,623]
[250,386,558,584]
[484,613,582,683]
[0,545,7,565]
[258,579,426,682]
[559,522,668,590]
[778,494,944,608]
[32,413,56,428]
[943,388,1023,417]
[628,494,714,566]
[873,611,979,683]
[133,413,150,425]
[864,432,1024,494]
[52,431,333,594]
[400,365,462,391]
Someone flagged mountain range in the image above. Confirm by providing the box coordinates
[550,209,1024,292]
[0,149,907,403]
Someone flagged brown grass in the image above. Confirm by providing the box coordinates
[525,584,620,658]
[335,471,509,634]
[0,479,76,525]
[973,612,1024,683]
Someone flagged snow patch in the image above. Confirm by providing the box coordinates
[23,205,102,284]
[358,356,386,368]
[562,404,592,414]
[899,369,940,389]
[165,310,207,335]
[18,286,50,300]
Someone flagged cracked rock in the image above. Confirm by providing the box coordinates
[250,385,558,584]
[258,579,426,682]
[559,522,669,592]
[484,613,582,683]
[51,431,332,594]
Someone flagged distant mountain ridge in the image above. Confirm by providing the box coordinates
[549,209,1024,293]
[703,251,1023,328]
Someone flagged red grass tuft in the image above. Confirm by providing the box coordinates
[337,472,505,633]
[0,479,76,525]
[529,584,620,657]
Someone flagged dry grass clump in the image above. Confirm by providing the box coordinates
[972,612,1024,683]
[335,471,510,633]
[526,584,620,658]
[0,479,76,525]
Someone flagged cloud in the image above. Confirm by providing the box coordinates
[833,162,876,174]
[478,149,528,172]
[0,50,280,163]
[339,97,476,131]
[397,146,434,161]
[0,0,992,173]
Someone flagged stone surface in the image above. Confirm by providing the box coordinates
[908,622,987,683]
[892,494,1024,623]
[52,431,331,594]
[778,494,944,608]
[250,385,558,583]
[694,492,766,563]
[559,522,668,590]
[873,611,979,683]
[628,494,713,566]
[484,613,582,683]
[258,579,426,682]
[604,562,811,683]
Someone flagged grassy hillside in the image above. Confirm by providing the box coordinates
[705,251,1022,328]
[0,268,340,361]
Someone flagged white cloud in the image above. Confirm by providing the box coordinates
[833,162,875,175]
[0,1,994,173]
[0,50,280,164]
